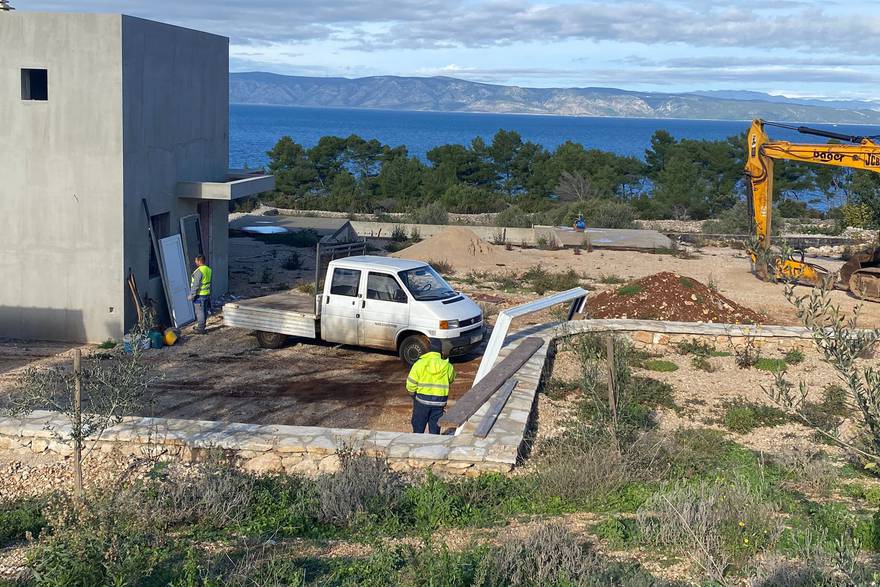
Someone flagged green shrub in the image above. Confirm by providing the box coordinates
[522,266,581,294]
[722,400,790,434]
[637,478,781,577]
[495,205,533,228]
[617,284,643,296]
[592,516,638,548]
[482,523,597,585]
[241,475,321,538]
[296,281,316,296]
[390,225,408,242]
[799,384,849,434]
[674,338,729,358]
[584,198,638,229]
[28,493,177,586]
[0,497,46,546]
[663,428,733,477]
[702,201,758,235]
[692,356,715,372]
[734,339,761,369]
[629,377,677,412]
[384,240,411,253]
[783,348,805,365]
[755,358,787,372]
[643,359,678,372]
[97,339,116,349]
[316,449,404,528]
[427,258,454,276]
[408,201,448,225]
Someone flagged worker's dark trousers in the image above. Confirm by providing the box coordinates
[411,399,445,434]
[193,296,211,332]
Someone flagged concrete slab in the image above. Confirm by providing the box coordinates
[538,225,673,249]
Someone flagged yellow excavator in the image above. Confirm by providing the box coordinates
[745,119,880,301]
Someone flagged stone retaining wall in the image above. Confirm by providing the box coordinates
[0,332,553,477]
[2,319,865,476]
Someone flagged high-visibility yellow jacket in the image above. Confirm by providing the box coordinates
[190,265,212,297]
[406,351,456,406]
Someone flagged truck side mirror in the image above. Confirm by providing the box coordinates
[395,290,408,303]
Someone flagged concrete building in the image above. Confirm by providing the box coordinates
[0,12,272,342]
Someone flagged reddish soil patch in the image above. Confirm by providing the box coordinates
[587,272,765,324]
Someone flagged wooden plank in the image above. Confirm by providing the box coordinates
[439,337,543,427]
[474,379,517,438]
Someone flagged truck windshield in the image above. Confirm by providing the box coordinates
[398,266,456,301]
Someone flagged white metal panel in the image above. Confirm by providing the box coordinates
[159,235,196,328]
[473,287,588,384]
[223,305,318,338]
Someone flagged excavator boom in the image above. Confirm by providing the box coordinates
[745,119,880,300]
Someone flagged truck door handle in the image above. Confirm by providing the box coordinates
[361,300,366,308]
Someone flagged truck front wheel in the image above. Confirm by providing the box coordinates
[256,331,287,349]
[399,334,429,366]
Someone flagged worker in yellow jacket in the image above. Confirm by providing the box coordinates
[188,255,212,334]
[406,339,456,434]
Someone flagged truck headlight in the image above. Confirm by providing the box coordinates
[439,319,460,330]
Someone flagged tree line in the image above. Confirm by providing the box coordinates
[262,129,880,228]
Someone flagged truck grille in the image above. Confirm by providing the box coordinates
[459,314,482,328]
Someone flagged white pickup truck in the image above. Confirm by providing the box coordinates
[224,256,485,364]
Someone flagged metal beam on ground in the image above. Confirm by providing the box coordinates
[439,337,543,428]
[474,287,588,384]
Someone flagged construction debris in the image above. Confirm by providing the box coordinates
[587,272,765,324]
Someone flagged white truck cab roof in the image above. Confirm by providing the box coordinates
[332,256,428,273]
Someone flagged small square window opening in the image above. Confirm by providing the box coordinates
[21,68,48,101]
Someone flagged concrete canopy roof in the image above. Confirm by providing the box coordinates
[177,169,274,201]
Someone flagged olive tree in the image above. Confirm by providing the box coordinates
[763,281,880,464]
[7,345,155,497]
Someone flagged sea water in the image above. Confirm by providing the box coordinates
[230,104,875,170]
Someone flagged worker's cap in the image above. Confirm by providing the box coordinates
[428,338,444,353]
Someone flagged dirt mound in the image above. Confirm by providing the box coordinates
[391,227,498,264]
[587,272,765,324]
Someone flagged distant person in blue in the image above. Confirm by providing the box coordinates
[574,214,586,232]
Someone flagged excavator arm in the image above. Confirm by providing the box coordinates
[745,119,880,296]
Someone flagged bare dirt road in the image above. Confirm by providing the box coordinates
[135,321,480,432]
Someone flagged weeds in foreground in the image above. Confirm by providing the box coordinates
[617,284,643,296]
[637,478,782,584]
[0,497,47,546]
[643,359,678,373]
[732,335,762,369]
[599,274,626,284]
[427,258,455,276]
[722,400,790,434]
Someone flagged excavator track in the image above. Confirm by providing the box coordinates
[841,247,880,302]
[850,267,880,303]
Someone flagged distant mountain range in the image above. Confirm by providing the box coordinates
[229,72,880,124]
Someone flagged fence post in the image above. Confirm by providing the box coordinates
[605,335,617,424]
[73,348,83,499]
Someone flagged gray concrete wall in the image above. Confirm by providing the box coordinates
[120,16,229,330]
[0,13,125,342]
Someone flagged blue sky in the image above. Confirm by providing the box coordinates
[17,0,880,99]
